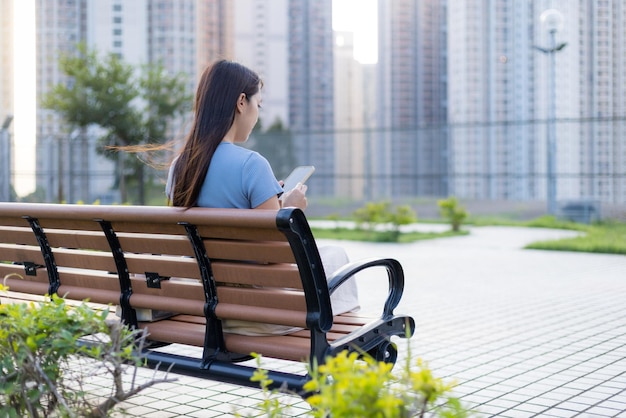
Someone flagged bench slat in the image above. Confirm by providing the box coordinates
[0,243,45,264]
[45,229,111,252]
[0,226,38,245]
[216,304,307,328]
[130,293,205,316]
[212,262,303,289]
[51,249,117,272]
[125,254,200,279]
[216,287,306,311]
[117,234,192,256]
[204,240,295,264]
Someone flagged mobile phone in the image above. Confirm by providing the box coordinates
[281,165,315,193]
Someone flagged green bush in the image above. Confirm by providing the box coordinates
[247,348,475,417]
[353,201,417,242]
[437,197,468,232]
[0,282,174,417]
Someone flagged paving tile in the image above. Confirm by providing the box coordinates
[61,230,626,416]
[540,407,579,417]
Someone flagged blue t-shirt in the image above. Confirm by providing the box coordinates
[166,142,283,208]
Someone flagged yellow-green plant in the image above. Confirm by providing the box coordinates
[437,197,468,232]
[0,283,174,417]
[247,349,474,417]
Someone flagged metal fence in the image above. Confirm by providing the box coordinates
[6,118,626,219]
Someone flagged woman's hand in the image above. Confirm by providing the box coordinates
[281,183,308,210]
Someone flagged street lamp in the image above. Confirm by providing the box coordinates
[533,9,567,216]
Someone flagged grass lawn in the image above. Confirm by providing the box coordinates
[523,221,626,255]
[312,215,626,255]
[311,226,468,243]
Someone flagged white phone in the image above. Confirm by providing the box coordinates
[281,165,315,194]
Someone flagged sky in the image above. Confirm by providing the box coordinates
[12,0,36,196]
[332,0,378,64]
[11,0,378,197]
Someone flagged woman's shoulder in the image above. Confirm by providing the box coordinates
[218,142,259,158]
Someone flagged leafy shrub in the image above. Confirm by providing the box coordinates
[353,201,417,242]
[437,197,468,232]
[0,282,174,417]
[247,349,474,417]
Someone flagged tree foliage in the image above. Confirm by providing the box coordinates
[42,43,191,204]
[437,197,468,232]
[245,118,296,180]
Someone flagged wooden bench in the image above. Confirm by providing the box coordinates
[0,202,415,394]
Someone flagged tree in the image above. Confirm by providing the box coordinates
[42,43,191,204]
[438,196,468,232]
[244,117,296,180]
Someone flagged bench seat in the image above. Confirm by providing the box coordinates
[0,203,415,394]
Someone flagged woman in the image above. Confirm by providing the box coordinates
[166,60,306,210]
[166,60,358,335]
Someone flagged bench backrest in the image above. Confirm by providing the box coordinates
[0,203,333,337]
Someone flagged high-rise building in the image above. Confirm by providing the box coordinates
[288,0,335,196]
[576,0,626,203]
[448,0,542,200]
[448,0,625,205]
[377,0,448,199]
[333,31,365,200]
[233,0,289,129]
[36,0,90,203]
[34,0,232,203]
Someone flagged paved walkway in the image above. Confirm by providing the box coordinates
[105,225,625,417]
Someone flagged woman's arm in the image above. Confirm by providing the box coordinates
[255,183,308,210]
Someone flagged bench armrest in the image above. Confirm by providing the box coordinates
[326,257,405,319]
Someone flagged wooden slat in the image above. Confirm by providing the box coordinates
[117,234,193,256]
[3,277,50,296]
[204,240,295,264]
[0,226,38,245]
[56,285,120,305]
[56,270,120,292]
[35,218,104,232]
[216,304,307,327]
[139,320,205,347]
[0,216,32,228]
[195,225,285,242]
[128,277,204,298]
[211,262,303,289]
[0,244,45,264]
[0,263,49,284]
[52,249,116,272]
[129,293,205,316]
[216,286,306,311]
[125,254,200,279]
[45,229,111,252]
[224,333,311,362]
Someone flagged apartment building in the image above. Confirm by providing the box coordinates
[377,0,448,199]
[34,0,231,203]
[288,0,335,196]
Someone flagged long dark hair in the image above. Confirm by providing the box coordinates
[171,60,261,207]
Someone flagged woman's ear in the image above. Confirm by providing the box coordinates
[236,93,246,113]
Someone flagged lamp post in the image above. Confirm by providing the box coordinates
[533,9,566,216]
